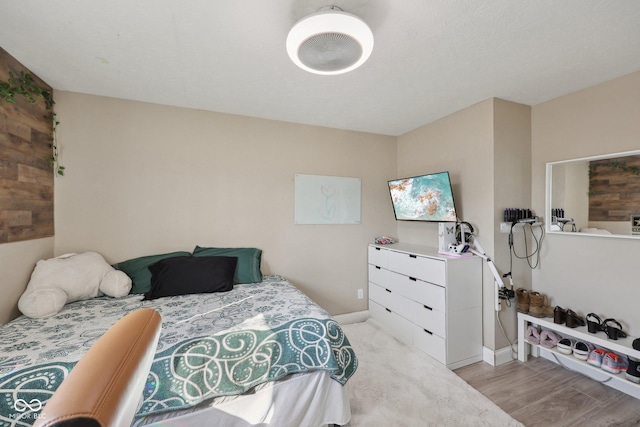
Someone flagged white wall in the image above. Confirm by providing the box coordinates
[53,91,397,316]
[531,71,640,337]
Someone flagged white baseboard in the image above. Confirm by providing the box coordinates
[333,310,369,325]
[483,345,516,366]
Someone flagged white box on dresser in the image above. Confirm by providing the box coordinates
[368,243,483,370]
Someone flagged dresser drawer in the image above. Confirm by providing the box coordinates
[387,250,445,286]
[369,282,408,316]
[369,300,413,345]
[368,264,391,287]
[368,245,388,268]
[384,270,446,312]
[405,298,445,338]
[413,323,446,364]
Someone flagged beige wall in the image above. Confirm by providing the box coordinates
[492,99,532,348]
[396,98,532,351]
[52,91,397,316]
[531,71,640,337]
[0,237,53,324]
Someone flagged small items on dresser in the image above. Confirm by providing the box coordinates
[374,236,396,245]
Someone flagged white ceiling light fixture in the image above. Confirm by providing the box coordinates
[286,6,374,75]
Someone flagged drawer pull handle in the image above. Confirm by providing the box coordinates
[409,277,417,282]
[375,266,381,269]
[375,247,381,251]
[409,254,417,258]
[385,288,392,293]
[423,329,433,335]
[423,305,433,311]
[385,308,392,313]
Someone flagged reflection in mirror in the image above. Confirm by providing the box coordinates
[546,150,640,238]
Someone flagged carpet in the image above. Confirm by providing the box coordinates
[340,319,524,427]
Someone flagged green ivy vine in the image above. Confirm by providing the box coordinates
[0,70,64,176]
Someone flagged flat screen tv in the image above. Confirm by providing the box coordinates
[387,171,458,222]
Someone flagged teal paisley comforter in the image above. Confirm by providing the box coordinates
[0,276,357,426]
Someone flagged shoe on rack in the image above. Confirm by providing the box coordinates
[539,330,561,349]
[601,352,629,374]
[557,338,577,355]
[587,348,606,367]
[586,313,603,334]
[573,341,595,360]
[529,292,554,318]
[626,357,640,384]
[525,325,540,344]
[516,288,530,314]
[565,310,585,328]
[554,306,566,324]
[602,318,627,340]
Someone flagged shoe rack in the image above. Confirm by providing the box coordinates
[517,312,640,400]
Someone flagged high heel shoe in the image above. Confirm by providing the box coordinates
[554,306,566,324]
[565,309,585,328]
[603,318,627,340]
[586,313,602,333]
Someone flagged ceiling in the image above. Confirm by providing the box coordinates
[1,1,640,136]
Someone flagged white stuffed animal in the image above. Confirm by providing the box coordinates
[18,252,132,318]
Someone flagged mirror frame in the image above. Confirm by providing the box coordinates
[546,150,640,239]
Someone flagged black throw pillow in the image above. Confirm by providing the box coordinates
[144,255,237,300]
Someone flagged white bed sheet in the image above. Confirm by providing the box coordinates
[136,370,350,427]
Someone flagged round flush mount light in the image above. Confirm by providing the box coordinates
[286,6,374,75]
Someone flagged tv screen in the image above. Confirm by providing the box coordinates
[388,171,458,222]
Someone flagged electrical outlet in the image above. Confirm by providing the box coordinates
[495,281,502,311]
[357,289,364,299]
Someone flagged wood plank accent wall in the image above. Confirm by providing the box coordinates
[0,47,54,244]
[589,154,640,221]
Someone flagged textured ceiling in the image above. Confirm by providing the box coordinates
[1,0,640,136]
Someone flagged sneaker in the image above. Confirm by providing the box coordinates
[601,352,629,374]
[573,341,595,360]
[587,348,606,367]
[626,357,640,384]
[557,338,576,355]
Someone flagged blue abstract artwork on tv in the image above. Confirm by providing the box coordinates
[388,171,458,222]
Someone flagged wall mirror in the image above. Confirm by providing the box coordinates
[546,150,640,239]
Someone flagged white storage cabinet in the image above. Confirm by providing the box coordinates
[368,243,483,369]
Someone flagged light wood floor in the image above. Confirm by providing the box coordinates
[454,356,640,427]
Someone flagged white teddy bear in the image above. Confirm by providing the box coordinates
[18,252,132,318]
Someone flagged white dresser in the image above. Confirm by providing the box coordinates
[368,243,483,369]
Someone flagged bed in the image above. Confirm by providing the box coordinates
[0,275,357,427]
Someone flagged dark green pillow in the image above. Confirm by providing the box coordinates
[192,246,262,284]
[112,251,191,294]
